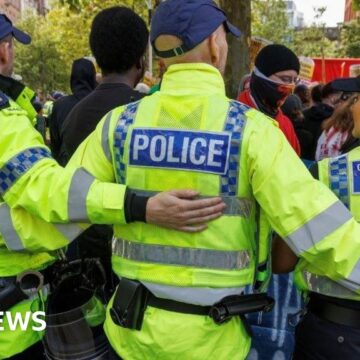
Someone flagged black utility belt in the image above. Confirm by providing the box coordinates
[308,297,360,328]
[0,270,47,312]
[110,277,274,331]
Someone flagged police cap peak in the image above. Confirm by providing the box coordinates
[332,77,360,93]
[0,14,31,45]
[150,0,241,58]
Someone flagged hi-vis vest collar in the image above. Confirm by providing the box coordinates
[160,63,226,97]
[0,74,37,121]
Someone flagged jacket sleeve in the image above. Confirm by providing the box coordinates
[66,109,119,186]
[246,109,360,292]
[0,202,89,253]
[0,103,127,225]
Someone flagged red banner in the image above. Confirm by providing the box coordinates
[312,58,360,83]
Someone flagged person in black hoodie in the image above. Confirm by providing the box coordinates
[49,57,96,165]
[302,82,341,160]
[58,7,149,298]
[60,7,148,163]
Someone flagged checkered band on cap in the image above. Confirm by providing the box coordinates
[114,102,140,184]
[220,101,248,196]
[329,154,349,208]
[0,147,52,195]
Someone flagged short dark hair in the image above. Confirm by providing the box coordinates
[294,84,308,95]
[90,6,149,75]
[311,84,323,103]
[321,81,338,100]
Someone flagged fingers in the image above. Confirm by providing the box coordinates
[181,202,225,221]
[183,211,223,225]
[169,189,200,199]
[180,196,224,211]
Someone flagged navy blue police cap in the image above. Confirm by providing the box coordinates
[150,0,241,58]
[0,14,31,44]
[332,77,360,93]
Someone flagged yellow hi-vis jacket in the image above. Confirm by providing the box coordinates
[295,148,360,299]
[69,63,360,360]
[0,202,85,358]
[0,76,127,358]
[0,77,129,225]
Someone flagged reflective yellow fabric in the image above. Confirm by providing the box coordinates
[0,97,127,225]
[0,298,45,359]
[104,294,250,360]
[0,247,54,276]
[319,149,360,221]
[42,100,53,117]
[294,148,360,298]
[107,92,257,288]
[0,212,54,358]
[14,86,37,124]
[69,63,360,359]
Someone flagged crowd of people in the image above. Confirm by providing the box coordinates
[0,0,360,359]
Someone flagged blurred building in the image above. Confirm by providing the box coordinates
[345,0,360,22]
[21,0,50,17]
[0,0,21,22]
[0,0,50,22]
[285,0,304,29]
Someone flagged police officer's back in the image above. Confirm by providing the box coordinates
[67,2,360,359]
[0,11,226,359]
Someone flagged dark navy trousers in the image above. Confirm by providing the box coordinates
[293,311,360,360]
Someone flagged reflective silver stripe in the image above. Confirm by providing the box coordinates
[142,281,245,306]
[303,271,358,299]
[112,238,250,270]
[131,190,253,218]
[54,223,84,243]
[68,168,95,221]
[338,257,360,293]
[285,201,352,255]
[0,203,23,251]
[101,112,112,162]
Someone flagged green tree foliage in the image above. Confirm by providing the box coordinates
[252,0,293,44]
[14,16,69,94]
[291,26,338,57]
[15,0,148,93]
[337,18,360,58]
[291,7,337,58]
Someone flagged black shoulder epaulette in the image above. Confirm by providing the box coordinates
[0,92,10,110]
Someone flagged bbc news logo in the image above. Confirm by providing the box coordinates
[0,311,46,331]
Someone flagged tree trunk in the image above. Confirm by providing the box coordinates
[220,0,251,99]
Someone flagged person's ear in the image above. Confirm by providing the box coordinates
[208,32,220,69]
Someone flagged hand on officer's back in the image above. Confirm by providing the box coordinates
[146,190,226,232]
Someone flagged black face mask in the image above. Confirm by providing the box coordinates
[250,70,295,118]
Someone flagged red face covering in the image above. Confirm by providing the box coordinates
[250,68,295,118]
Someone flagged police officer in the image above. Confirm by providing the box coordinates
[0,14,225,359]
[273,77,360,360]
[68,1,360,359]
